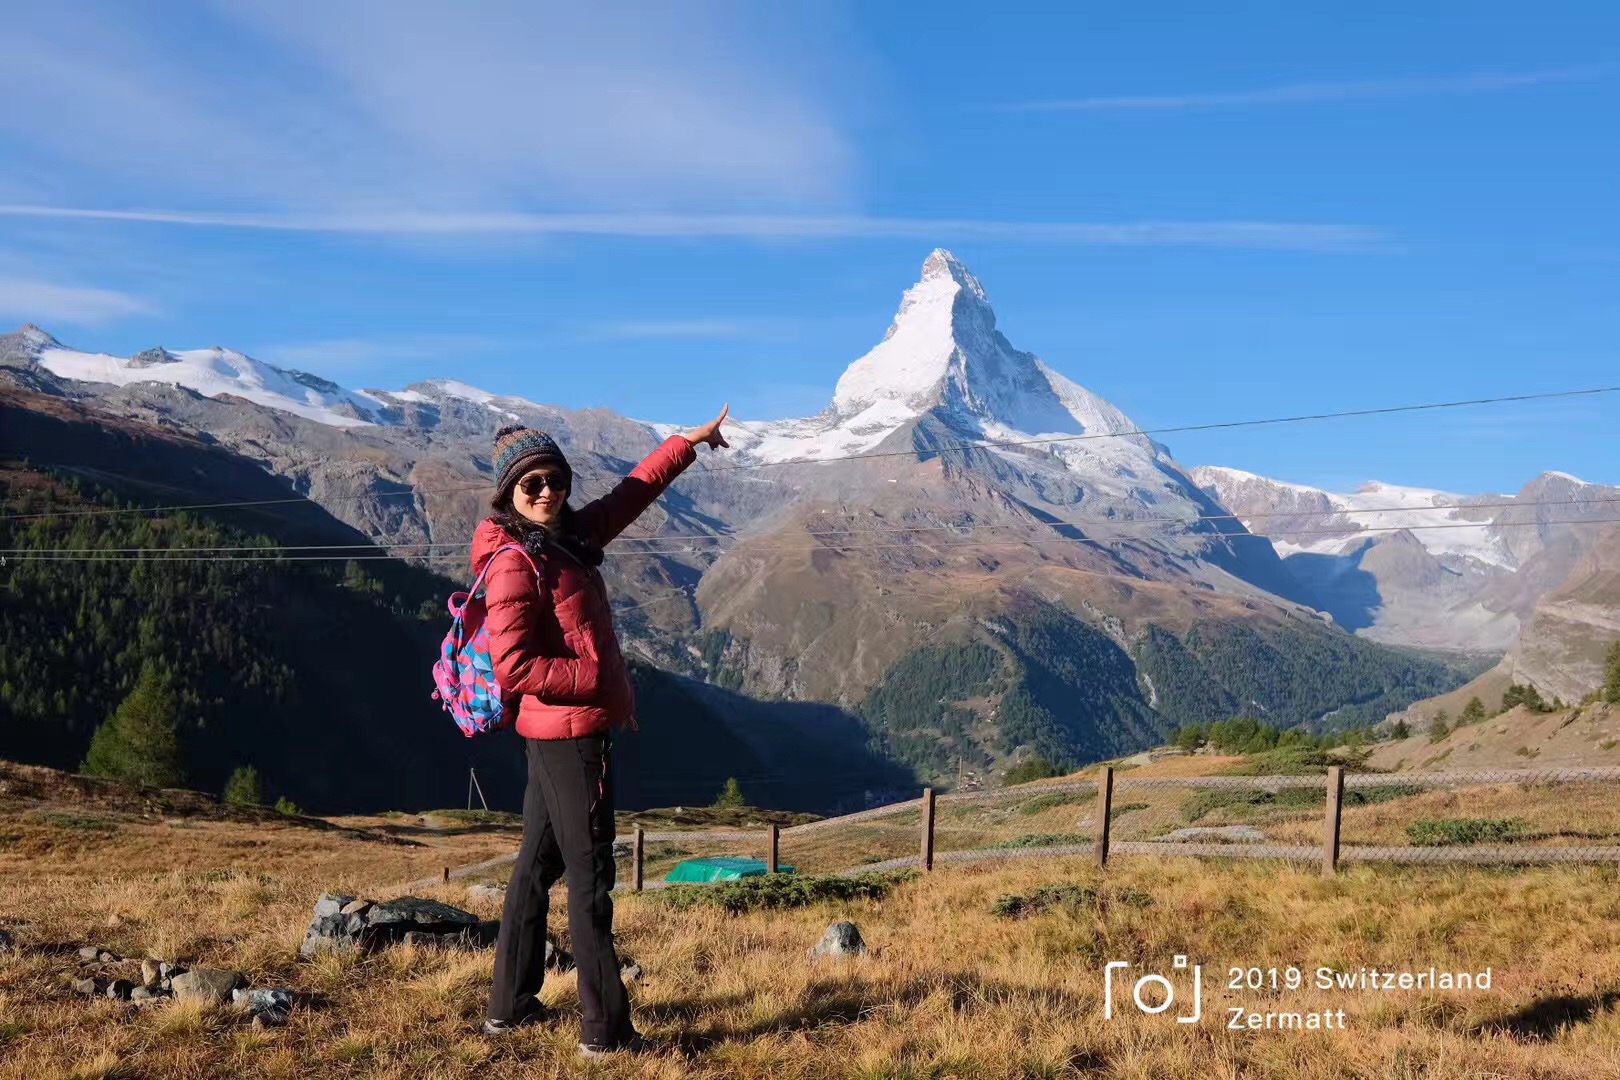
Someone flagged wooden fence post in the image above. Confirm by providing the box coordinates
[768,824,780,874]
[1095,767,1114,869]
[920,787,936,872]
[633,827,645,892]
[1323,766,1344,879]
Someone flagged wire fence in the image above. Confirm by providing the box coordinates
[401,763,1620,894]
[607,765,1620,889]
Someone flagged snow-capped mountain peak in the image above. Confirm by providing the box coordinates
[18,324,60,351]
[1192,466,1519,567]
[831,248,984,417]
[33,334,384,428]
[830,250,1138,444]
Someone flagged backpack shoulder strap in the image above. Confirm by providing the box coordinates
[471,543,540,599]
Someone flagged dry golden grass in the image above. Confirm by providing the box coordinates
[5,759,1620,1077]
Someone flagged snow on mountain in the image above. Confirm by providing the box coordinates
[24,331,557,430]
[18,250,1196,517]
[19,324,58,350]
[37,342,384,428]
[670,249,1192,514]
[1193,465,1515,568]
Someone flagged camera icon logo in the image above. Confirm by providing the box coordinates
[1103,956,1203,1023]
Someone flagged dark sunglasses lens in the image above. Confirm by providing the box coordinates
[520,473,564,496]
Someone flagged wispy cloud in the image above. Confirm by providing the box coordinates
[253,334,505,374]
[0,1,856,209]
[0,206,1385,253]
[999,67,1601,113]
[0,277,151,325]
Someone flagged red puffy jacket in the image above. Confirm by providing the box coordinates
[471,435,696,740]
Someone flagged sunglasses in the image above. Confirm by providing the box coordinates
[517,471,568,498]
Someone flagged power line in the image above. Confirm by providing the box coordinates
[9,495,1619,558]
[8,515,1619,563]
[699,383,1620,472]
[0,468,629,524]
[5,381,1615,523]
[599,493,1620,547]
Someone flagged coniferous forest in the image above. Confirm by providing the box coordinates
[0,446,907,814]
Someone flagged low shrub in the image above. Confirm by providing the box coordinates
[996,833,1088,849]
[34,811,118,832]
[1223,746,1370,776]
[1345,784,1424,805]
[1405,818,1527,846]
[991,885,1096,918]
[1004,757,1063,785]
[656,869,918,915]
[1180,781,1420,823]
[991,884,1153,918]
[1016,792,1085,816]
[420,809,523,827]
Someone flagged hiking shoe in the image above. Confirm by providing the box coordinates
[483,1004,550,1035]
[578,1033,647,1058]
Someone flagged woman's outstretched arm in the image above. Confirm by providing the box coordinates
[579,405,729,545]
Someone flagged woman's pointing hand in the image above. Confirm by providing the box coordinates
[684,404,731,451]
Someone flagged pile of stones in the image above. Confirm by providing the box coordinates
[66,948,293,1027]
[299,894,500,957]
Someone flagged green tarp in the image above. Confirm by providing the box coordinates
[663,857,795,883]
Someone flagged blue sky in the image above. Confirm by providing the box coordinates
[1,1,1615,494]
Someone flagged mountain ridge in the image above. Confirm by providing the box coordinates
[1,253,1506,783]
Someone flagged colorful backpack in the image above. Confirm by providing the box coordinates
[431,543,538,737]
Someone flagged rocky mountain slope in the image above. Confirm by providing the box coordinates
[3,252,1480,783]
[1508,523,1620,703]
[0,385,905,812]
[1193,466,1620,652]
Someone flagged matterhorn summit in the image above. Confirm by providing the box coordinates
[713,251,1194,521]
[831,249,1141,445]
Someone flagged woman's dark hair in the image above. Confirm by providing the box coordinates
[490,494,604,568]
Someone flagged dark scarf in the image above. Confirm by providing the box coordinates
[492,507,605,569]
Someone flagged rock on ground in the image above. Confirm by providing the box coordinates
[300,894,490,957]
[808,922,867,959]
[234,987,294,1012]
[170,967,244,1005]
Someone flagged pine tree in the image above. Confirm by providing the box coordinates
[1391,718,1411,740]
[1428,715,1450,743]
[1461,697,1486,724]
[712,777,746,809]
[1605,641,1620,705]
[82,663,183,788]
[223,766,263,807]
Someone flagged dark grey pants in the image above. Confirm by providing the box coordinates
[489,734,632,1045]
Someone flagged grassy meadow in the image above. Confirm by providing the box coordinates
[4,742,1620,1079]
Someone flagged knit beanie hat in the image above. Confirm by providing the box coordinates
[492,425,571,504]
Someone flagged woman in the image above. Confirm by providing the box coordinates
[478,407,729,1055]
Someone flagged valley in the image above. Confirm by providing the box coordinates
[4,251,1617,798]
